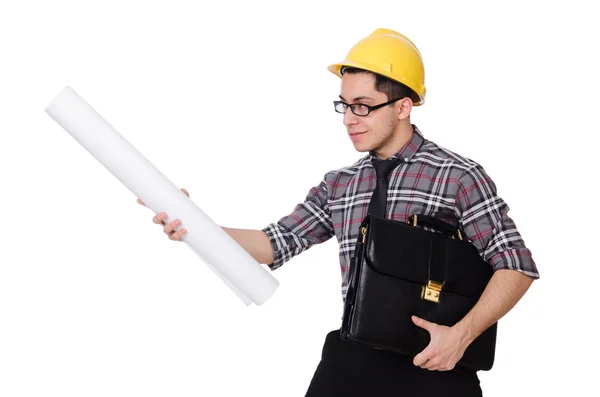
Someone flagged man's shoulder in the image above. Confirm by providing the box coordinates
[418,138,483,174]
[322,155,370,180]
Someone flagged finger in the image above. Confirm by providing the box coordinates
[163,219,181,235]
[412,315,435,333]
[137,199,145,206]
[420,357,439,370]
[413,349,433,367]
[426,360,452,371]
[437,363,454,371]
[170,228,187,241]
[153,212,168,225]
[181,188,189,197]
[169,227,186,241]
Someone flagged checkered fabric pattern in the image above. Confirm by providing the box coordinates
[262,125,539,302]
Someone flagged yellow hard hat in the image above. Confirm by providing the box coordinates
[328,28,426,106]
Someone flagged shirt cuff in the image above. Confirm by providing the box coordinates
[488,247,540,279]
[261,222,292,271]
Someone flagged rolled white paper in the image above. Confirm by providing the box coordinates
[44,86,279,306]
[189,245,252,305]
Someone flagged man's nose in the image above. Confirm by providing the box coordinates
[343,107,359,126]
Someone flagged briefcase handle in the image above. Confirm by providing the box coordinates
[408,214,464,240]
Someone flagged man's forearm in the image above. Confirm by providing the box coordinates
[222,227,275,265]
[454,269,534,344]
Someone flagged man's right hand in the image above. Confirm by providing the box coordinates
[136,187,275,264]
[137,188,189,241]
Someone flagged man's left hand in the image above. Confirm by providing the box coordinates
[411,315,471,371]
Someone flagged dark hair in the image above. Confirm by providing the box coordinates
[341,67,418,103]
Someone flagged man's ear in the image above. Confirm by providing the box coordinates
[397,97,413,121]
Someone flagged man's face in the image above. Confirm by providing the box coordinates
[339,72,399,154]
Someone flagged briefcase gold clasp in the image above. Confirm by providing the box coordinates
[422,280,442,303]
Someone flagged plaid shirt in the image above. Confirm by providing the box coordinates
[262,125,539,301]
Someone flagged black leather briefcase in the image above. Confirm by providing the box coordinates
[340,213,497,371]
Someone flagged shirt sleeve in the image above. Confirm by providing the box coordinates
[261,175,335,271]
[454,164,539,279]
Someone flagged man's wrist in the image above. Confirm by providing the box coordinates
[453,319,477,346]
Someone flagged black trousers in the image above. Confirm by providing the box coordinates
[304,329,483,397]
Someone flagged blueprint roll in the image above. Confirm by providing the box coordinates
[44,85,279,306]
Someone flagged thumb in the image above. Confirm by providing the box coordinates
[413,344,433,366]
[412,315,435,333]
[181,188,190,197]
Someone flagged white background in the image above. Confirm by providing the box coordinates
[1,0,598,395]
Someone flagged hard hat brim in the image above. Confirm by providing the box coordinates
[327,61,425,106]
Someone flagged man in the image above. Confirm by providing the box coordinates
[138,28,539,396]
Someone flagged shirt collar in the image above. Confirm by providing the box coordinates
[367,124,425,163]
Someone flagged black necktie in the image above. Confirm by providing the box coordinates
[367,157,402,218]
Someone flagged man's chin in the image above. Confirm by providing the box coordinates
[351,143,372,153]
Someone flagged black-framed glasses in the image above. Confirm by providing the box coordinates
[333,97,403,116]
